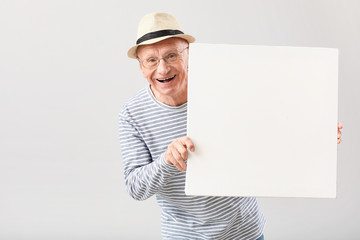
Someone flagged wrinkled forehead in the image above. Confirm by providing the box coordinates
[137,37,188,58]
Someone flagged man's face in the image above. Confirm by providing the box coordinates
[137,38,189,106]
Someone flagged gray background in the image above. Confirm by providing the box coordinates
[0,0,359,239]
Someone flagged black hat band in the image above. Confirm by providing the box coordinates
[136,29,184,45]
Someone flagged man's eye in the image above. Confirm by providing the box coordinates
[167,53,177,59]
[147,58,158,63]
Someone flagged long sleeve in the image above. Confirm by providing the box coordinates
[119,112,178,201]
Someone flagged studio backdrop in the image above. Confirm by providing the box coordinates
[0,1,359,239]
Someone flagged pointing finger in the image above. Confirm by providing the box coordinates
[180,136,195,152]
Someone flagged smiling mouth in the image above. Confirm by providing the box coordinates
[157,75,176,83]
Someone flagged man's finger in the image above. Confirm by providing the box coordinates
[173,159,187,172]
[180,136,195,152]
[173,140,189,160]
[166,149,186,171]
[170,150,187,171]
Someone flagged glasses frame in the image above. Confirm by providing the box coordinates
[137,46,189,69]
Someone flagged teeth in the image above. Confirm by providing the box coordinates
[157,75,175,81]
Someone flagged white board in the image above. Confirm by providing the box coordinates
[185,43,338,198]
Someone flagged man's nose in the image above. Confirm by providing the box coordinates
[157,59,170,75]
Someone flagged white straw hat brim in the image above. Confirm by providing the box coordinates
[127,34,195,59]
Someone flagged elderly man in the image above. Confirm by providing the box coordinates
[119,12,343,240]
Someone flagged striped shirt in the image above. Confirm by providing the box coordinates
[118,85,266,239]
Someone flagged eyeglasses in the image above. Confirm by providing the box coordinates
[138,47,188,69]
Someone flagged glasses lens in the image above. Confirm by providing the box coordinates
[144,57,159,68]
[165,52,179,63]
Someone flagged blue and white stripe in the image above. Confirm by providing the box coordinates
[119,85,266,239]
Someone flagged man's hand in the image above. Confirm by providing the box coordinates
[165,136,195,172]
[338,122,343,144]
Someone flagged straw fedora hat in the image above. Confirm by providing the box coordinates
[127,12,195,59]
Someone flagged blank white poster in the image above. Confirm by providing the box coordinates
[185,43,338,198]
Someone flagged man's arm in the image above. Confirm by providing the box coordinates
[119,114,179,201]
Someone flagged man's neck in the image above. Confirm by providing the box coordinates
[151,86,187,107]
